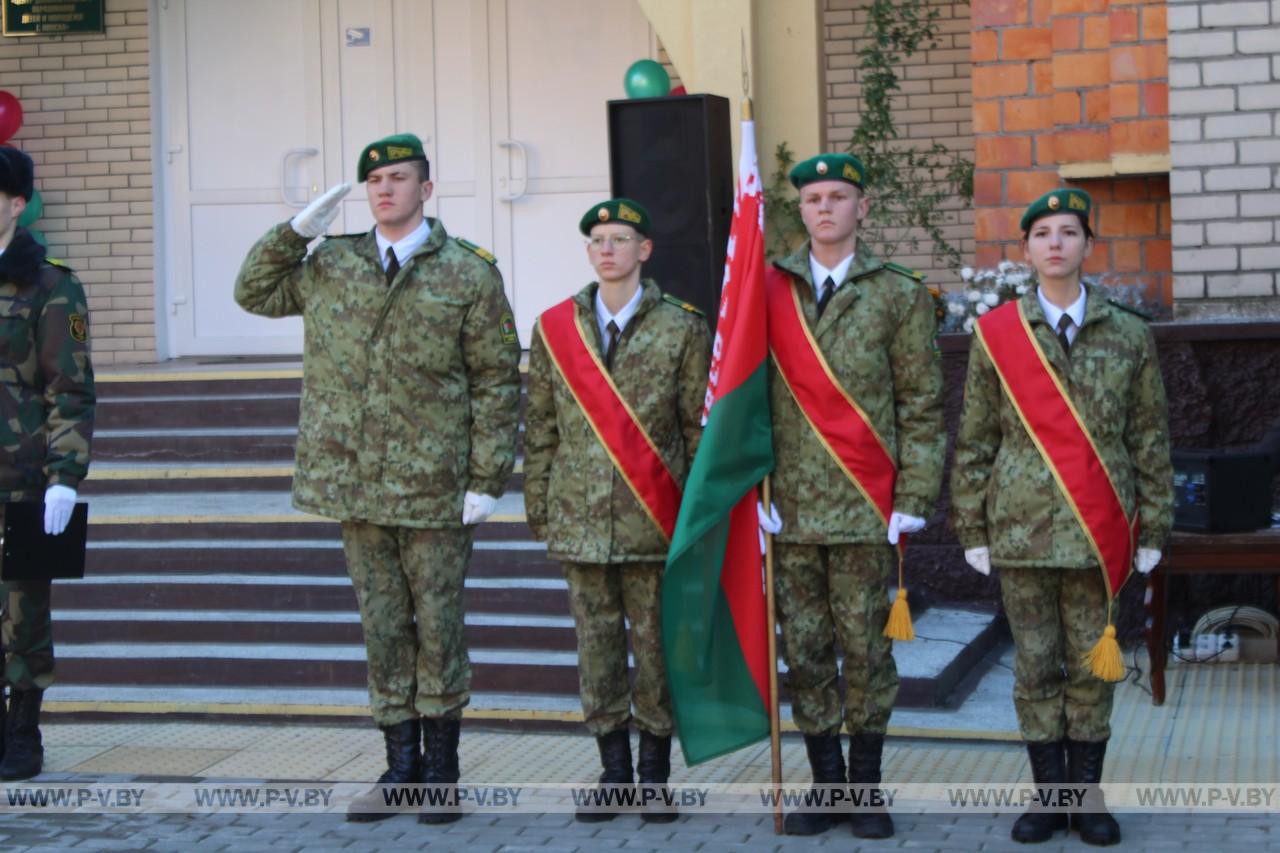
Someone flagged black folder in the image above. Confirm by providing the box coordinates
[1,501,88,581]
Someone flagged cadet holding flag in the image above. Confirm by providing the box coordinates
[764,154,945,838]
[235,134,521,825]
[523,199,710,823]
[950,189,1173,846]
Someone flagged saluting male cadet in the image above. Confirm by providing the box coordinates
[0,146,95,782]
[761,154,944,838]
[951,189,1172,846]
[235,134,521,825]
[523,199,710,822]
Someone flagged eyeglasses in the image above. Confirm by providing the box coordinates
[586,234,637,249]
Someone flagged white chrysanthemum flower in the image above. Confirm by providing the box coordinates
[960,267,974,282]
[983,292,1000,307]
[975,303,990,315]
[966,289,981,302]
[963,317,975,332]
[1015,284,1029,295]
[997,260,1014,273]
[947,301,966,316]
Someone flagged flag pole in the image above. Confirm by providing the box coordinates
[763,476,783,835]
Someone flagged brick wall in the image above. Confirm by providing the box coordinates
[824,0,975,290]
[0,0,155,364]
[1168,0,1280,317]
[970,0,1172,306]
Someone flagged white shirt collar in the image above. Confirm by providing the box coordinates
[375,218,432,270]
[1036,283,1087,344]
[809,252,855,298]
[595,283,645,346]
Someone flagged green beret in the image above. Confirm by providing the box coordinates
[579,198,652,236]
[1020,188,1093,233]
[789,153,866,190]
[357,133,428,182]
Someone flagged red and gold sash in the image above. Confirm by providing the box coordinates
[537,298,681,541]
[765,268,896,526]
[975,300,1137,680]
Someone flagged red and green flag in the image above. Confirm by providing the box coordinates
[663,118,774,766]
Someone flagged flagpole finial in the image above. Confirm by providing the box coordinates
[742,99,753,121]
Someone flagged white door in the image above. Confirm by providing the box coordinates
[160,0,652,356]
[160,0,333,356]
[488,0,652,341]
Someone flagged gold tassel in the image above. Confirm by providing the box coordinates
[883,545,914,641]
[1085,623,1125,682]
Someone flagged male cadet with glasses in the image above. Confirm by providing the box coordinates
[760,154,944,838]
[524,199,709,822]
[235,134,521,825]
[0,147,95,783]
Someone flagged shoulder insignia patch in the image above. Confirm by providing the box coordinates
[69,314,88,343]
[499,312,518,345]
[455,237,498,265]
[884,261,926,281]
[662,293,704,316]
[1107,298,1153,321]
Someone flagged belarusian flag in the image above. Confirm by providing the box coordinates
[663,118,773,766]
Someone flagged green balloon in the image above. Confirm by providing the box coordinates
[17,188,42,227]
[624,59,671,99]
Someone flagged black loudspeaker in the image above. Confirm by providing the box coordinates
[1172,449,1274,532]
[607,95,733,323]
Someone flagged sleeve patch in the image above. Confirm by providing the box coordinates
[456,237,498,265]
[499,312,518,344]
[662,293,704,316]
[69,314,88,343]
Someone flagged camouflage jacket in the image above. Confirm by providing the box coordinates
[949,284,1174,569]
[0,228,95,502]
[524,280,710,563]
[235,221,521,527]
[768,242,945,543]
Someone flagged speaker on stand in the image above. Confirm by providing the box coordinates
[606,94,734,326]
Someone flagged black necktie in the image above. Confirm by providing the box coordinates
[604,320,620,370]
[1056,314,1074,357]
[816,275,836,318]
[385,247,400,285]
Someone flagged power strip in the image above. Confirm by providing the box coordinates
[1172,631,1240,663]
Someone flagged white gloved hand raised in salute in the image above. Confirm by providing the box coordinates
[289,182,352,239]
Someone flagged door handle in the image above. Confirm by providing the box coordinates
[280,147,320,209]
[497,139,528,202]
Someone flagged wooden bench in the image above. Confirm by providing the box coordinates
[1144,527,1280,705]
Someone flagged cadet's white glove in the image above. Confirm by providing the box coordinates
[289,182,351,238]
[44,484,76,535]
[964,546,991,576]
[756,501,782,555]
[462,491,498,525]
[1135,548,1162,575]
[887,511,926,545]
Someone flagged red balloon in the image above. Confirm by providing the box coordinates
[669,85,687,97]
[0,91,23,144]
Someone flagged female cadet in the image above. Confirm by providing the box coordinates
[950,189,1173,846]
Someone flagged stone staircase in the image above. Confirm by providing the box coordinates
[49,365,1003,724]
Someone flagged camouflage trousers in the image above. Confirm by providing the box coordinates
[562,561,672,738]
[999,566,1115,743]
[341,522,474,726]
[774,542,899,736]
[1,580,54,691]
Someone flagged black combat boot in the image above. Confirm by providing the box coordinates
[847,731,894,839]
[636,730,677,823]
[1011,740,1068,843]
[345,719,422,822]
[419,717,463,825]
[576,727,634,823]
[0,689,43,781]
[783,733,847,835]
[1067,738,1121,846]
